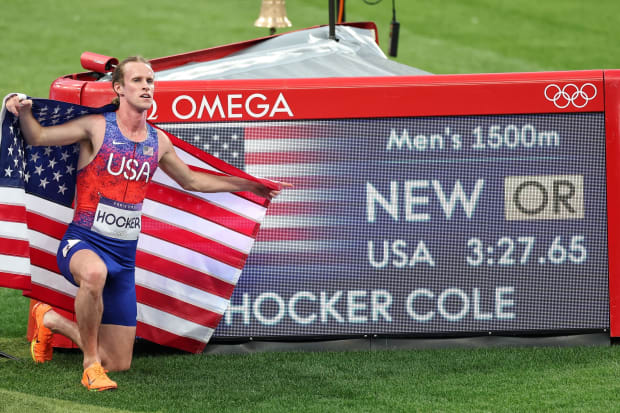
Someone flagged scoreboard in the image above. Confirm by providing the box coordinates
[53,66,620,341]
[174,112,608,338]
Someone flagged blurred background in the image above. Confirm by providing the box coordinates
[1,0,619,98]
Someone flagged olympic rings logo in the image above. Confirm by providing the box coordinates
[544,83,597,109]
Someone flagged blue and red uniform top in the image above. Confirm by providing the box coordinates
[72,112,159,240]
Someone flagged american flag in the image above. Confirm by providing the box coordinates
[161,120,372,338]
[0,96,277,353]
[161,122,352,278]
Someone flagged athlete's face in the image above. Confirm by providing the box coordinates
[115,62,155,111]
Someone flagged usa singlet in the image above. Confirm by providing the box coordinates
[73,111,159,238]
[56,111,159,326]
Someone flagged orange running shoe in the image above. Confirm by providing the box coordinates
[30,302,53,363]
[81,363,118,391]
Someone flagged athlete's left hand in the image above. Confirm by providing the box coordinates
[254,180,293,200]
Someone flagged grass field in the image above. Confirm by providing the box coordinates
[2,0,620,412]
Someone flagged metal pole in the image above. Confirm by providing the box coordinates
[0,350,18,360]
[329,0,336,40]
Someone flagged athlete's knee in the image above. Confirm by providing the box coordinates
[70,250,107,291]
[76,261,107,293]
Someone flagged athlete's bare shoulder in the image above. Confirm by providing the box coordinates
[74,114,108,168]
[85,113,107,140]
[155,128,173,162]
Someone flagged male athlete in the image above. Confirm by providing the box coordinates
[5,56,288,391]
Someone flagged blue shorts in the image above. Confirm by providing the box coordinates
[57,223,139,326]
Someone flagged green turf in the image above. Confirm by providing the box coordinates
[3,339,620,412]
[2,0,620,411]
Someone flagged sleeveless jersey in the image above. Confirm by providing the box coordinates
[72,112,159,240]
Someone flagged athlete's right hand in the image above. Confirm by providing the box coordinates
[5,94,32,117]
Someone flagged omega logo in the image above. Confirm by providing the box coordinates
[149,92,294,120]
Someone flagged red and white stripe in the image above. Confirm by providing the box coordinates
[242,122,348,255]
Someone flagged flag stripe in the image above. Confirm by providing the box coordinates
[266,201,349,216]
[28,227,61,257]
[273,189,341,203]
[24,192,74,224]
[146,184,260,237]
[30,248,59,274]
[137,303,214,343]
[136,286,222,329]
[258,175,350,189]
[257,227,344,242]
[152,171,268,219]
[137,233,242,284]
[246,163,334,178]
[0,221,28,240]
[242,124,322,140]
[0,238,29,257]
[136,321,206,354]
[260,215,342,229]
[246,151,340,165]
[0,255,30,276]
[141,216,247,269]
[0,272,29,289]
[135,268,229,313]
[135,251,235,299]
[26,280,75,310]
[251,240,346,253]
[245,138,335,152]
[0,203,27,222]
[26,211,67,241]
[248,252,349,266]
[30,265,77,298]
[0,187,27,206]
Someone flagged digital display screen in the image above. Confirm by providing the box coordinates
[162,112,609,338]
